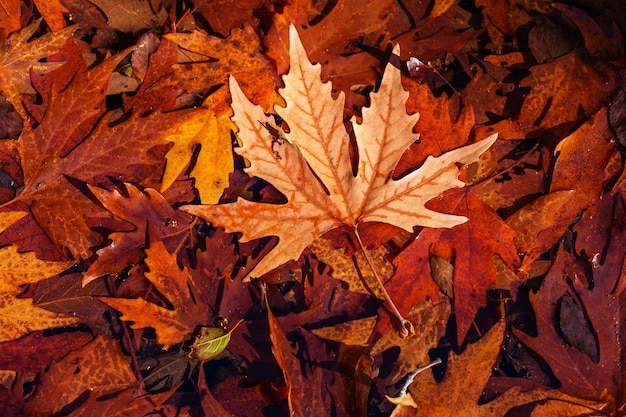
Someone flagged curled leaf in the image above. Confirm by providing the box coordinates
[189,319,243,361]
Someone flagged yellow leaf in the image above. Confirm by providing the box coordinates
[181,25,497,280]
[0,212,77,342]
[386,393,417,408]
[161,108,233,203]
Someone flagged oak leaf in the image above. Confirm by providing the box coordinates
[391,321,607,416]
[83,183,194,286]
[181,25,498,281]
[2,49,209,259]
[513,195,625,413]
[99,240,209,349]
[0,19,75,118]
[0,211,77,343]
[24,335,136,415]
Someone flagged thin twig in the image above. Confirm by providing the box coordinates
[120,320,146,395]
[398,358,442,396]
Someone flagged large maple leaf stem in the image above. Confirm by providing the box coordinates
[353,228,414,337]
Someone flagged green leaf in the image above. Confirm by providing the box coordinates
[189,320,243,361]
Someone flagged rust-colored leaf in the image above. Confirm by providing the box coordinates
[394,77,476,177]
[427,190,520,342]
[83,183,193,286]
[507,108,616,271]
[518,51,614,131]
[391,321,606,416]
[0,20,75,118]
[24,335,136,415]
[4,52,211,259]
[163,25,281,111]
[99,240,209,349]
[267,304,346,416]
[33,0,69,31]
[85,0,168,34]
[513,194,624,412]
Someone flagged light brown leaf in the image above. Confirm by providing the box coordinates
[308,236,394,299]
[370,298,451,384]
[86,0,168,34]
[181,25,498,280]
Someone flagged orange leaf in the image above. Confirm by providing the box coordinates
[518,51,614,130]
[163,25,281,111]
[394,77,476,176]
[0,0,20,39]
[0,19,75,118]
[99,240,209,349]
[392,321,605,416]
[0,211,76,343]
[264,0,401,110]
[33,0,69,31]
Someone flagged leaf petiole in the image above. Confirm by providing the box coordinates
[353,228,415,339]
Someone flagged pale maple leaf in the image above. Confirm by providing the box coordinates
[181,25,498,281]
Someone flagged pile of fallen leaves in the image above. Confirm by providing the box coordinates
[0,0,625,416]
